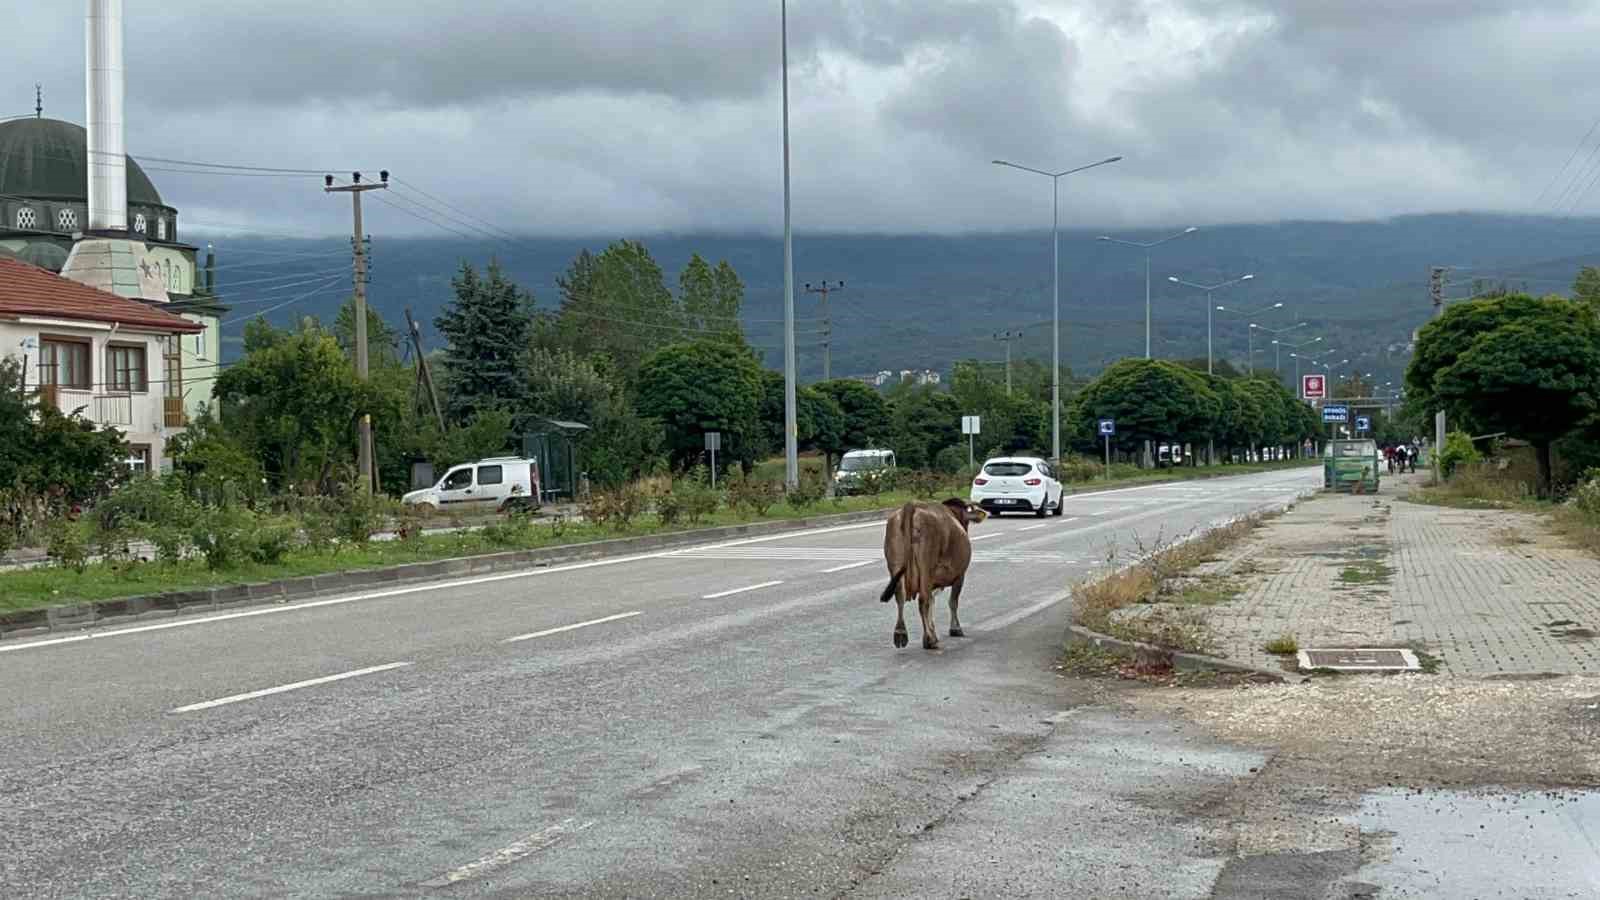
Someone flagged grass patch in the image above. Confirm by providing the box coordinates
[1263,634,1300,655]
[1338,559,1396,585]
[1172,574,1242,607]
[1407,642,1445,675]
[1072,514,1264,653]
[1059,643,1134,676]
[1550,505,1600,556]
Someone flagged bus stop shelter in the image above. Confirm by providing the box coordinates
[522,419,589,503]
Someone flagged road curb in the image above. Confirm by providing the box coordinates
[0,506,899,641]
[1065,624,1306,683]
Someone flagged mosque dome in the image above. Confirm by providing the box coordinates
[0,118,163,205]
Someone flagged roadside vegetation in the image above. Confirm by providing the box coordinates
[1071,515,1266,654]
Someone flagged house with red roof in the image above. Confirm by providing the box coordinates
[1,257,203,474]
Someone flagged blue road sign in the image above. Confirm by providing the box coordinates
[1356,416,1371,431]
[1323,405,1349,423]
[1098,419,1115,436]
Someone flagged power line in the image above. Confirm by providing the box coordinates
[221,275,348,325]
[1535,114,1600,208]
[391,177,522,242]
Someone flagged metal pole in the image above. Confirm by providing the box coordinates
[1051,176,1060,463]
[1005,334,1013,396]
[1144,251,1151,359]
[781,0,798,489]
[1248,327,1254,375]
[1206,291,1213,375]
[968,432,974,469]
[1104,433,1110,480]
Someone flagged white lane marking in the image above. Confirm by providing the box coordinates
[969,533,1001,541]
[975,594,1070,633]
[421,819,595,888]
[823,560,877,573]
[703,580,784,600]
[0,521,891,656]
[171,661,412,713]
[1018,523,1051,532]
[503,611,643,644]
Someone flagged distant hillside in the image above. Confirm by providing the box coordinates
[206,213,1600,386]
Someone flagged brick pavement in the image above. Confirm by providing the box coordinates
[1185,472,1600,677]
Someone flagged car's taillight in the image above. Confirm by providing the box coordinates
[1024,478,1042,486]
[973,478,988,485]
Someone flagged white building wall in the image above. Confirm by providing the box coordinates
[1,319,185,473]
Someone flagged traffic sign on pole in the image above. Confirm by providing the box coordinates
[1099,419,1115,479]
[1302,374,1326,400]
[1098,419,1115,436]
[1355,416,1371,432]
[1322,405,1349,423]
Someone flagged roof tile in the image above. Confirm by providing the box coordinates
[0,256,202,333]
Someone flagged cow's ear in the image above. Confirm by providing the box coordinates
[966,504,989,524]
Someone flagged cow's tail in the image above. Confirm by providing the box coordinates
[879,503,918,603]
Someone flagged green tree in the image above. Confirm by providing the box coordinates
[214,322,370,490]
[888,386,961,470]
[1432,303,1600,495]
[550,240,678,379]
[435,260,533,424]
[680,254,745,345]
[0,358,128,505]
[333,298,401,368]
[1075,359,1219,462]
[814,379,892,472]
[1573,266,1600,310]
[636,341,765,469]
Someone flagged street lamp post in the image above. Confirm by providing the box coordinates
[1258,323,1310,376]
[780,0,798,488]
[1216,301,1284,374]
[1166,274,1254,375]
[1097,227,1198,358]
[1275,337,1324,391]
[992,155,1122,462]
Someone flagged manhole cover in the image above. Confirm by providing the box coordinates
[1297,648,1420,672]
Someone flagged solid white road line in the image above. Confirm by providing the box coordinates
[421,819,596,888]
[970,533,1001,541]
[1017,523,1051,532]
[702,580,783,600]
[0,521,889,656]
[171,661,412,713]
[503,611,643,644]
[975,594,1071,633]
[823,560,877,573]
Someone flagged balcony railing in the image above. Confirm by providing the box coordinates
[35,386,165,432]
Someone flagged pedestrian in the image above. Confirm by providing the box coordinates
[1385,445,1397,475]
[1404,444,1417,474]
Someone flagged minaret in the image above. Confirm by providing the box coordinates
[59,0,167,301]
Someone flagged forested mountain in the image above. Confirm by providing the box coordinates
[209,213,1600,386]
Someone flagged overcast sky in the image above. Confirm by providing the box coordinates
[11,0,1600,237]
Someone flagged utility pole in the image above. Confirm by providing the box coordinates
[994,330,1022,395]
[1430,265,1446,480]
[780,0,798,489]
[404,307,445,432]
[804,280,843,381]
[325,170,389,494]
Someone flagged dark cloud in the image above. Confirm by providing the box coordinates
[7,0,1600,236]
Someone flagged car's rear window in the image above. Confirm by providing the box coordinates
[982,462,1034,477]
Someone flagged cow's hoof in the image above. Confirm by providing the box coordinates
[923,637,940,650]
[949,627,965,637]
[893,630,908,648]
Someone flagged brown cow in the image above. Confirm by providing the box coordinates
[878,498,988,650]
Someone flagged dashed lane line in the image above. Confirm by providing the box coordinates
[703,580,784,600]
[420,819,596,888]
[171,661,413,713]
[504,611,643,644]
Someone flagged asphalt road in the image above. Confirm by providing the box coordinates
[0,467,1319,898]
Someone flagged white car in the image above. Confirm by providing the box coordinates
[970,457,1063,517]
[402,457,542,513]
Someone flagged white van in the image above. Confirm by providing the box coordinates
[401,457,542,513]
[834,449,896,495]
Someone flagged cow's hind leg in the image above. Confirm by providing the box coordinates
[948,575,966,638]
[893,583,909,648]
[918,590,939,650]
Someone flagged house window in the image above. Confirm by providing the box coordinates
[126,445,152,474]
[156,216,167,240]
[37,338,90,389]
[108,344,148,392]
[16,207,36,229]
[133,213,146,234]
[57,207,77,231]
[162,336,183,399]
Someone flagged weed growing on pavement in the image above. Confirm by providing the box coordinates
[1173,574,1242,606]
[1338,559,1396,585]
[1264,634,1300,655]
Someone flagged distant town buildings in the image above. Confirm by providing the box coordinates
[851,368,942,388]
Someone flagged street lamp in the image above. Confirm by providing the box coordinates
[780,0,798,488]
[993,155,1122,462]
[1097,227,1198,358]
[1216,301,1284,374]
[1258,324,1309,375]
[1166,274,1254,375]
[1276,337,1323,389]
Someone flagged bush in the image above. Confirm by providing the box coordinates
[147,525,192,564]
[1571,471,1600,519]
[905,470,949,499]
[1439,431,1481,479]
[190,506,256,571]
[583,483,647,530]
[333,487,394,545]
[785,468,828,512]
[933,446,969,475]
[45,519,89,573]
[726,472,781,517]
[1056,456,1102,483]
[249,518,297,565]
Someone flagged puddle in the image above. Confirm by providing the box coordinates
[1351,788,1600,897]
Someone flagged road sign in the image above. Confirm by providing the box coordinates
[704,432,722,488]
[961,416,981,435]
[1302,374,1327,400]
[1098,419,1115,436]
[1355,416,1371,432]
[1323,405,1349,423]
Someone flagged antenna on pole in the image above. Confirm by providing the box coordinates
[34,84,42,118]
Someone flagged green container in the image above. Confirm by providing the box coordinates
[1323,439,1381,493]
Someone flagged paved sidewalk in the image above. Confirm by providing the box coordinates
[1188,472,1600,676]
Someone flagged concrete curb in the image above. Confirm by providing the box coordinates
[0,506,900,641]
[1065,624,1306,684]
